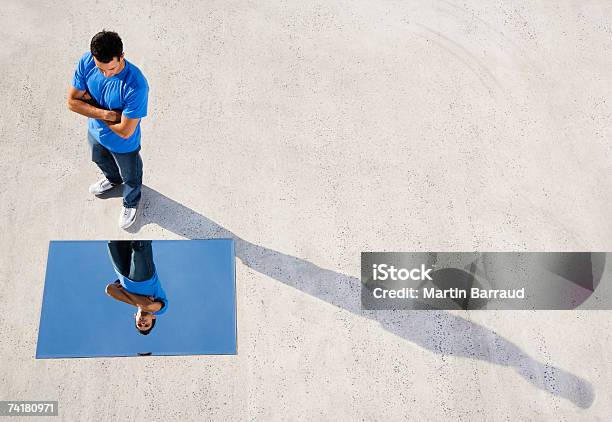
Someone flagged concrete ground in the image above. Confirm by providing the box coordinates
[1,0,611,420]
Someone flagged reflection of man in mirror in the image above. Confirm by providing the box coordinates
[105,240,168,335]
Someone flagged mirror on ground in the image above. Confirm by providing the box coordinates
[36,239,236,358]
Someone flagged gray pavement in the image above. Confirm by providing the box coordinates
[1,0,611,420]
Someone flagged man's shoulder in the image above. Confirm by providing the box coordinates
[78,51,95,67]
[123,61,149,91]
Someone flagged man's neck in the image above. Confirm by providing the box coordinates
[117,58,126,73]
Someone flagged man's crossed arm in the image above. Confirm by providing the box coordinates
[66,87,140,139]
[105,281,162,313]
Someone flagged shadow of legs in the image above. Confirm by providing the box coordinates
[130,186,594,408]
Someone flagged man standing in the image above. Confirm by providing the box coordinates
[67,30,149,229]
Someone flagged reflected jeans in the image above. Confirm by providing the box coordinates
[107,240,156,281]
[88,131,142,208]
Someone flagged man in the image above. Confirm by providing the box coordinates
[105,240,168,335]
[67,30,149,229]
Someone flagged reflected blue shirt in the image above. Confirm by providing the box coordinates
[115,271,168,316]
[72,52,149,153]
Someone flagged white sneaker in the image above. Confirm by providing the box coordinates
[119,206,137,229]
[89,178,117,196]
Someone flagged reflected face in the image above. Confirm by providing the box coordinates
[134,309,155,331]
[93,55,124,77]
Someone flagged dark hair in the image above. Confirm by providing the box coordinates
[90,30,123,63]
[136,317,156,335]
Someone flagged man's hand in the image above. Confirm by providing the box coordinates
[139,300,163,313]
[102,114,140,138]
[103,110,122,124]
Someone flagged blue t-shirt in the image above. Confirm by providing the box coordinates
[114,270,169,316]
[72,52,149,153]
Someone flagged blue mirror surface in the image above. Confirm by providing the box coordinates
[36,240,236,358]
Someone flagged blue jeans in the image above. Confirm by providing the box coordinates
[88,131,142,208]
[107,240,156,281]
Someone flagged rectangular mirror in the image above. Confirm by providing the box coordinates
[36,240,236,358]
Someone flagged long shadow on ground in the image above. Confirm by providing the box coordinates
[127,185,594,408]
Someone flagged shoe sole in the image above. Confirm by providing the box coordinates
[90,183,118,196]
[120,212,138,230]
[91,190,114,196]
